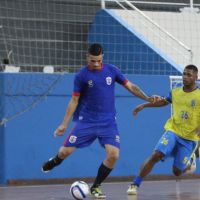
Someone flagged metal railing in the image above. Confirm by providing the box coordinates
[100,0,200,8]
[100,0,194,64]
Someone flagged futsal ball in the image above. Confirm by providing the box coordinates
[69,181,90,200]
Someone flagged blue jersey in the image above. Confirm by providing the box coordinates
[72,64,128,124]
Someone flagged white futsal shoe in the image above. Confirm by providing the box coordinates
[185,153,196,174]
[127,184,138,195]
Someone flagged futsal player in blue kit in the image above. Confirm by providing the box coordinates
[42,43,160,198]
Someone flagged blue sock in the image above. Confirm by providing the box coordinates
[133,176,142,187]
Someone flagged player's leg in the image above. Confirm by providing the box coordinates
[195,141,200,158]
[42,123,96,172]
[90,144,119,199]
[185,153,196,174]
[42,146,76,172]
[127,131,177,195]
[104,143,120,168]
[92,144,119,186]
[90,123,120,198]
[173,139,197,175]
[127,150,164,195]
[139,151,164,177]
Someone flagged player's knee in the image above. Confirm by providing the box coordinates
[107,151,119,163]
[150,151,164,163]
[173,166,182,176]
[109,152,119,162]
[59,147,74,158]
[58,151,67,159]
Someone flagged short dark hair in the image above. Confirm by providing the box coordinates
[88,43,103,56]
[185,64,198,73]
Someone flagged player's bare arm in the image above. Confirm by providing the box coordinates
[196,128,200,138]
[124,81,161,103]
[54,95,79,136]
[133,99,169,116]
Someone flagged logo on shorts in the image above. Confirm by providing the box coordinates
[161,137,168,145]
[106,77,112,85]
[115,135,120,143]
[79,116,83,120]
[183,156,189,164]
[69,135,77,143]
[88,80,93,87]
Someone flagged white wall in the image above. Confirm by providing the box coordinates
[112,9,200,70]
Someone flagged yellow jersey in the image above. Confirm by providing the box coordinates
[164,87,200,141]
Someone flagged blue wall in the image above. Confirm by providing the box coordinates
[0,73,199,184]
[88,9,182,75]
[0,75,5,183]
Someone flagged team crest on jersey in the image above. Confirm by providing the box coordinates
[88,80,93,87]
[191,99,196,107]
[69,135,77,143]
[106,77,112,85]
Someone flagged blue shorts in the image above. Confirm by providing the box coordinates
[63,122,120,149]
[155,131,197,171]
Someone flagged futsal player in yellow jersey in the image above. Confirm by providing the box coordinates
[127,64,200,195]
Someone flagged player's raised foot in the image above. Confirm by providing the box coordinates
[185,153,196,174]
[90,185,106,199]
[127,184,138,195]
[42,157,57,172]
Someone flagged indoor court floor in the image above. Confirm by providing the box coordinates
[0,179,200,200]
